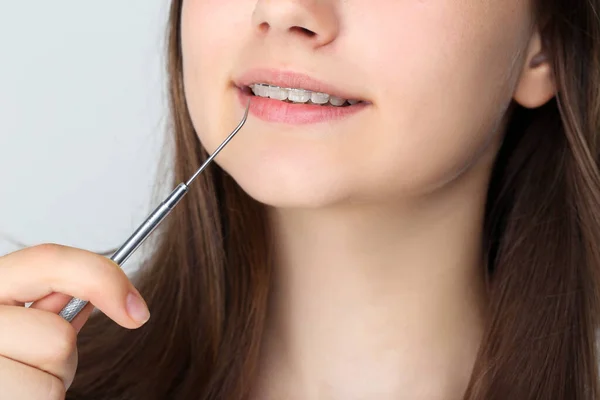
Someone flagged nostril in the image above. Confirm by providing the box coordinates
[256,24,315,37]
[257,22,270,34]
[290,26,316,38]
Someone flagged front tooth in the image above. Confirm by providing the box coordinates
[311,92,330,104]
[288,89,311,103]
[251,84,268,97]
[329,96,346,106]
[267,86,289,101]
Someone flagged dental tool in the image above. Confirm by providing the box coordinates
[55,101,250,322]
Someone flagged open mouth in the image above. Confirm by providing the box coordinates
[234,70,369,124]
[241,83,365,108]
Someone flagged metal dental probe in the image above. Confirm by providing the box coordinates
[52,101,250,322]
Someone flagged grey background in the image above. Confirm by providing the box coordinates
[0,1,170,274]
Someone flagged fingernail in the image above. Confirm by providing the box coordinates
[126,292,150,324]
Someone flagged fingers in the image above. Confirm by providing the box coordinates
[0,355,66,400]
[0,306,79,388]
[29,293,95,333]
[0,243,149,399]
[66,302,95,333]
[29,292,75,314]
[0,244,150,329]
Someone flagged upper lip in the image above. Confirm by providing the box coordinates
[234,68,367,101]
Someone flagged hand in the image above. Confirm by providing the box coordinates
[0,244,150,399]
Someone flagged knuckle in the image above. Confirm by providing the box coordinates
[29,243,67,264]
[45,374,67,400]
[44,315,78,365]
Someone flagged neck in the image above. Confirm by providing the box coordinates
[254,168,491,400]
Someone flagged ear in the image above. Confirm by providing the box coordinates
[513,30,556,109]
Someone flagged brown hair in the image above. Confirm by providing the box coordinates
[67,0,600,398]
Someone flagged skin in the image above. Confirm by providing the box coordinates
[182,0,555,399]
[0,245,150,398]
[0,1,556,399]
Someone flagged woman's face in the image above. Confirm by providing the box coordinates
[181,0,538,207]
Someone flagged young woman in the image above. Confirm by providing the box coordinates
[1,0,599,398]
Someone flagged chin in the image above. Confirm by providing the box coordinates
[223,165,350,209]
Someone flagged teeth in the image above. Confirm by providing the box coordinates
[329,96,346,106]
[310,92,330,104]
[251,84,269,97]
[249,83,361,107]
[267,86,289,101]
[288,88,311,103]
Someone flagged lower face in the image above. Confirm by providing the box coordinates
[180,0,534,208]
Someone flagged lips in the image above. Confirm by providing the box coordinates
[234,69,366,101]
[233,68,370,125]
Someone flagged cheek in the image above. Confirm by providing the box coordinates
[349,1,530,192]
[177,0,533,206]
[182,0,251,69]
[181,0,252,152]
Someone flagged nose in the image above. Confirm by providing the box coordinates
[251,0,339,48]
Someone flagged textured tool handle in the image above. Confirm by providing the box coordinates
[56,184,189,323]
[59,298,88,322]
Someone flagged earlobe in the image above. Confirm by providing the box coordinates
[512,31,556,109]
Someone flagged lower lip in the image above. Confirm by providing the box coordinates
[237,88,368,125]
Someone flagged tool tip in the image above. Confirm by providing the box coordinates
[243,99,251,120]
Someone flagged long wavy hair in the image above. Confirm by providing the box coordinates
[67,0,600,398]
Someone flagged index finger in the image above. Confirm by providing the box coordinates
[0,244,148,329]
